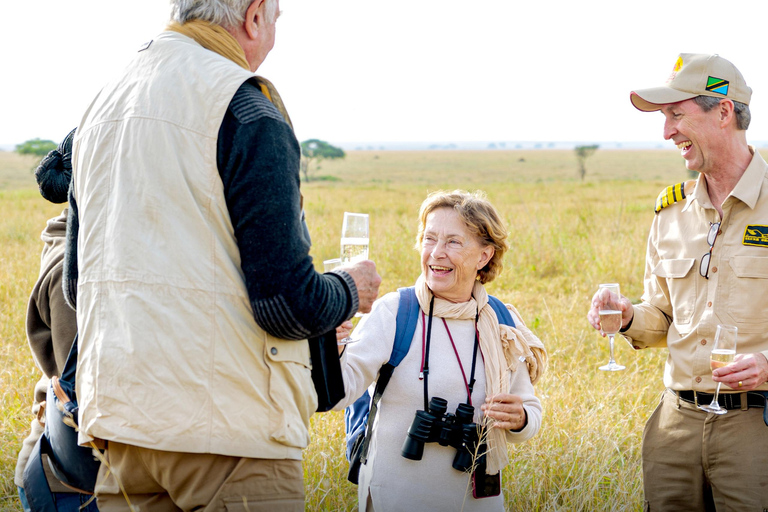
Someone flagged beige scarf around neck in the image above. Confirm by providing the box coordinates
[414,275,547,475]
[166,20,293,130]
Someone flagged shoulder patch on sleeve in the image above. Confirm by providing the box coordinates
[229,82,286,125]
[654,180,695,214]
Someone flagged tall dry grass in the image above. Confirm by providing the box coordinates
[1,147,695,511]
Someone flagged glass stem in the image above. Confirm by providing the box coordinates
[711,382,722,408]
[608,334,616,364]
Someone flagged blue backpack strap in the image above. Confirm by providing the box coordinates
[488,295,515,328]
[358,287,419,461]
[345,287,421,480]
[390,287,419,364]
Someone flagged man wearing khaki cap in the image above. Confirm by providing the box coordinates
[588,53,768,510]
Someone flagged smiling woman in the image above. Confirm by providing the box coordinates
[332,189,547,512]
[417,191,508,303]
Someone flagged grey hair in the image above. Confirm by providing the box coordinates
[171,0,278,28]
[693,95,751,130]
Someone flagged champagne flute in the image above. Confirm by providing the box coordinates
[699,324,738,415]
[597,283,625,371]
[339,213,369,344]
[340,212,369,264]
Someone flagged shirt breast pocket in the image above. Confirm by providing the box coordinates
[652,258,697,327]
[726,256,768,329]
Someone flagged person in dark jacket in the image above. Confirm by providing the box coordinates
[16,128,98,511]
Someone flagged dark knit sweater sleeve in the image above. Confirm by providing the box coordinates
[217,80,357,340]
[62,183,79,310]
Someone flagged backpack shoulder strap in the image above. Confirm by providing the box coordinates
[358,287,420,466]
[488,295,515,327]
[389,286,419,366]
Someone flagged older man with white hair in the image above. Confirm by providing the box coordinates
[65,1,381,509]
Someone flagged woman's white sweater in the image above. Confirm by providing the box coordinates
[337,291,542,511]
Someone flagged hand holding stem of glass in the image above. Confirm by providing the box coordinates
[324,258,357,346]
[699,324,738,415]
[597,283,625,371]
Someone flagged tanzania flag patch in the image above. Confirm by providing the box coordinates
[706,76,730,96]
[743,225,768,247]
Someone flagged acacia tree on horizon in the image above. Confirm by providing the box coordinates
[300,139,345,182]
[575,144,599,181]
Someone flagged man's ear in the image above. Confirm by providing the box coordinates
[243,0,265,40]
[719,99,736,127]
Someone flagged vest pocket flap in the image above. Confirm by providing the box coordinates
[265,338,311,368]
[652,258,695,278]
[729,256,768,278]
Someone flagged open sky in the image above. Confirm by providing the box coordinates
[3,0,768,148]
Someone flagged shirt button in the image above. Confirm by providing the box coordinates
[701,339,707,346]
[695,376,702,383]
[271,347,278,355]
[712,266,718,273]
[707,301,712,307]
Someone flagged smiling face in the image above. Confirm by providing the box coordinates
[420,208,494,303]
[661,98,726,175]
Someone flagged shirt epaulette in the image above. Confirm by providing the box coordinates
[654,180,695,214]
[229,81,285,125]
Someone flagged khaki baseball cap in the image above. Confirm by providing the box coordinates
[630,53,752,112]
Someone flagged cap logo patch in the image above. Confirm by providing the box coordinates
[667,56,684,83]
[706,76,730,96]
[743,225,768,247]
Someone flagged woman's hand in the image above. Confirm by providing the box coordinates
[480,393,527,431]
[335,320,354,355]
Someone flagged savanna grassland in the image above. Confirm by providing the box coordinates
[0,147,706,511]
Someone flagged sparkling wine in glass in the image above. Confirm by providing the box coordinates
[699,324,738,415]
[340,212,369,264]
[339,212,369,344]
[597,283,625,371]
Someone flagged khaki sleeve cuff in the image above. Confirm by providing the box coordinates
[619,305,670,350]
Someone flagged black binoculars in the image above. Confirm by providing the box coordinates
[401,396,485,472]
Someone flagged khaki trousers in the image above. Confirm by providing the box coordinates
[94,441,304,512]
[642,389,768,512]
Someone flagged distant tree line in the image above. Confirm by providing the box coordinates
[16,138,57,157]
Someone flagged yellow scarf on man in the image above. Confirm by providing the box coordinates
[166,20,293,130]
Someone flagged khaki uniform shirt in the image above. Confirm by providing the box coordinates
[624,147,768,392]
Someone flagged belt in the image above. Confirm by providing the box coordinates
[676,390,768,410]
